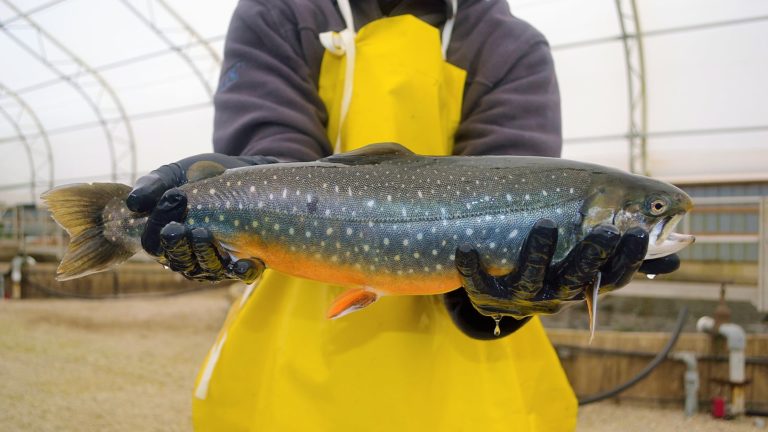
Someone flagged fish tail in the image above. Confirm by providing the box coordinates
[41,183,136,281]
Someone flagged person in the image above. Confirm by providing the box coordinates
[127,0,680,430]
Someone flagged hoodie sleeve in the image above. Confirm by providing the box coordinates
[213,0,332,162]
[453,29,562,158]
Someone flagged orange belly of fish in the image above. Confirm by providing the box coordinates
[233,237,461,296]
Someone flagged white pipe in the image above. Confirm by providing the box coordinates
[671,351,699,417]
[697,316,748,416]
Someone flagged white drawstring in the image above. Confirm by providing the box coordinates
[441,0,458,59]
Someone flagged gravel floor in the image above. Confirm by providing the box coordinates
[1,289,764,431]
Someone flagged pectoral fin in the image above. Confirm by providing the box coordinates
[327,288,379,319]
[585,272,601,344]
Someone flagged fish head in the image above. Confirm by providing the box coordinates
[582,172,695,260]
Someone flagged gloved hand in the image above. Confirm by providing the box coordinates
[452,219,680,322]
[126,153,279,282]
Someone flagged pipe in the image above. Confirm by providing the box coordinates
[10,254,35,299]
[697,316,748,416]
[578,307,688,405]
[670,351,699,417]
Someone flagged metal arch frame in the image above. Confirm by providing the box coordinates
[0,83,54,201]
[118,0,222,100]
[615,0,649,176]
[0,0,137,183]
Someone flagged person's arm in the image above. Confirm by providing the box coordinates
[213,0,331,160]
[127,0,331,279]
[444,32,678,338]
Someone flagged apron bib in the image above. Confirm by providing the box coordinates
[193,2,576,430]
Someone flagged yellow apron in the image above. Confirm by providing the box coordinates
[192,2,577,430]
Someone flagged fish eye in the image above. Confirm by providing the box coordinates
[648,198,668,216]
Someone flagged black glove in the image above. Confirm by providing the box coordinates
[453,218,680,322]
[126,153,279,282]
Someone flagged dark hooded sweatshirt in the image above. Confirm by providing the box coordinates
[212,0,561,338]
[213,0,561,161]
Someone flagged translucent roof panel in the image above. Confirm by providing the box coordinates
[0,1,767,205]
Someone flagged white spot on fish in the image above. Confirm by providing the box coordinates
[192,189,198,194]
[387,195,392,202]
[542,190,548,196]
[436,264,443,270]
[509,229,519,239]
[418,190,423,198]
[250,186,255,192]
[413,252,420,258]
[466,228,474,236]
[188,219,195,225]
[525,194,530,200]
[234,220,240,227]
[416,233,423,240]
[306,231,312,238]
[346,228,353,236]
[403,239,409,246]
[570,188,574,194]
[363,245,370,252]
[196,204,202,210]
[209,188,216,195]
[219,215,225,221]
[367,200,375,207]
[489,242,496,249]
[326,228,334,235]
[394,255,401,261]
[307,194,312,203]
[556,208,563,214]
[225,201,231,209]
[506,194,512,201]
[251,220,258,228]
[432,249,438,255]
[501,258,508,264]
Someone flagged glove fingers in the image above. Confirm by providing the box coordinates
[513,219,558,299]
[639,254,680,275]
[553,224,621,300]
[190,227,230,276]
[229,259,266,284]
[160,222,198,274]
[127,164,184,213]
[600,226,649,290]
[455,243,487,296]
[141,188,187,256]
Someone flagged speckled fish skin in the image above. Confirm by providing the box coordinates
[101,149,692,297]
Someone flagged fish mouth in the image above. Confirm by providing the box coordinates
[645,213,695,259]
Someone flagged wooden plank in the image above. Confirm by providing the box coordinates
[547,330,768,409]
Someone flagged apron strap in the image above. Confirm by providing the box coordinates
[319,0,458,153]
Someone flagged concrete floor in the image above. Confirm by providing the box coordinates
[0,288,763,431]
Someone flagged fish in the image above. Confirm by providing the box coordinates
[42,143,694,322]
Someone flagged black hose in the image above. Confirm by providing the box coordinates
[747,408,768,417]
[577,306,689,406]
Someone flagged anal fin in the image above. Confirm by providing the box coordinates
[327,288,379,319]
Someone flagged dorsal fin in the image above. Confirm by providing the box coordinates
[187,160,227,182]
[319,142,415,166]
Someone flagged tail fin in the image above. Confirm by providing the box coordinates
[42,183,135,280]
